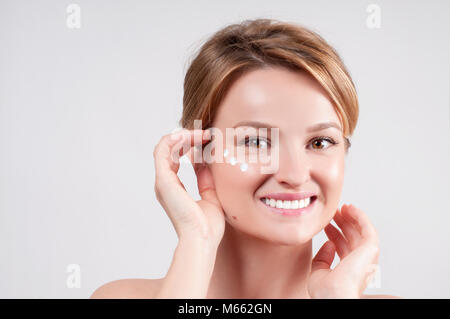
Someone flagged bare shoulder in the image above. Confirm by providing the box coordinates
[361,294,403,299]
[90,278,164,299]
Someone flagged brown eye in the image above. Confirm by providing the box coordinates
[310,137,336,150]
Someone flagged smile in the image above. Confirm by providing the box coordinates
[259,196,317,216]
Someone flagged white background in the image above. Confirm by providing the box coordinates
[1,0,449,298]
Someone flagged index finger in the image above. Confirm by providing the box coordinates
[171,129,212,164]
[153,129,210,176]
[342,204,378,245]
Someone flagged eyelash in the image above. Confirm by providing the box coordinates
[310,136,339,150]
[242,136,339,150]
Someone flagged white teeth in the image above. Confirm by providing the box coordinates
[276,200,283,208]
[262,197,314,210]
[299,199,305,208]
[304,197,310,207]
[270,198,276,207]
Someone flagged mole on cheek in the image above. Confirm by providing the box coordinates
[232,216,237,220]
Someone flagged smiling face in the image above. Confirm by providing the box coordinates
[207,66,347,245]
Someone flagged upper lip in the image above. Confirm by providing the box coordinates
[260,192,317,201]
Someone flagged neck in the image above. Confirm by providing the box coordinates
[207,222,313,298]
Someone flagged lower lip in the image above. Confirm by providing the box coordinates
[259,197,316,216]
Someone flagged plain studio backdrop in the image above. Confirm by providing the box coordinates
[1,0,449,298]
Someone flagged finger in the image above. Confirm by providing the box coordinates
[339,243,380,292]
[170,129,220,206]
[311,240,336,272]
[153,132,185,187]
[342,204,378,246]
[333,206,360,249]
[171,129,211,166]
[153,129,209,199]
[324,222,351,259]
[194,163,221,206]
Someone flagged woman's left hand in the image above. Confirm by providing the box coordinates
[307,204,380,298]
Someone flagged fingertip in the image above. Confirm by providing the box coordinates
[324,224,332,234]
[343,203,356,214]
[341,204,353,217]
[345,204,360,216]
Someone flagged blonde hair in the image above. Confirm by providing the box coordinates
[180,18,358,150]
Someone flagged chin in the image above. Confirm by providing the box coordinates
[271,230,315,246]
[246,226,316,246]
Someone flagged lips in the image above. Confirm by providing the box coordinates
[259,192,317,201]
[258,195,317,216]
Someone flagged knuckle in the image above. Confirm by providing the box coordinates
[164,133,175,141]
[368,243,380,257]
[153,140,163,158]
[153,134,171,158]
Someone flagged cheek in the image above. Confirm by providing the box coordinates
[313,154,345,213]
[317,157,344,187]
[209,159,263,220]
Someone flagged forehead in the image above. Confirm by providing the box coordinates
[212,67,341,132]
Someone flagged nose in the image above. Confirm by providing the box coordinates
[274,142,311,188]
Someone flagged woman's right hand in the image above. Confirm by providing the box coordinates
[153,129,226,248]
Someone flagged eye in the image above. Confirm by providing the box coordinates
[309,136,338,150]
[243,136,270,149]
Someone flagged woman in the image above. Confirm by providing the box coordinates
[92,18,399,299]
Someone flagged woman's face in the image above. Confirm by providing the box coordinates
[207,66,347,245]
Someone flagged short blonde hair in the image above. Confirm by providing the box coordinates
[180,18,358,150]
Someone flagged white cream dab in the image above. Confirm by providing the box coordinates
[224,150,247,172]
[240,163,248,172]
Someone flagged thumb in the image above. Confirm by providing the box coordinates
[194,163,221,206]
[311,240,336,273]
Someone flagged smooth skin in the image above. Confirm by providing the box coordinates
[91,67,400,299]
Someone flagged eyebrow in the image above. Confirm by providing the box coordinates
[232,120,342,132]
